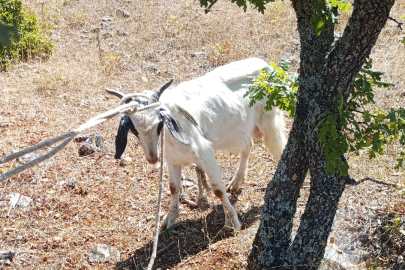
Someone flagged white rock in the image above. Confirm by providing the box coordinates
[88,244,120,263]
[0,250,14,266]
[66,177,78,188]
[124,156,132,162]
[17,195,33,208]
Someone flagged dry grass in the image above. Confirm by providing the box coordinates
[0,0,404,269]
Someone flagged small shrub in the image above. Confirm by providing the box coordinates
[0,0,53,69]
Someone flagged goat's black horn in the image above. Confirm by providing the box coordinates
[106,88,125,99]
[150,79,173,103]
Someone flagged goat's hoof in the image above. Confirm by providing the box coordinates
[162,213,178,230]
[224,218,242,231]
[226,181,240,193]
[197,196,210,211]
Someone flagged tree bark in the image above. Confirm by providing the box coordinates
[249,0,395,269]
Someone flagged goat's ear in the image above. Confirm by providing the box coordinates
[150,79,173,103]
[106,88,125,99]
[115,116,138,159]
[159,107,190,145]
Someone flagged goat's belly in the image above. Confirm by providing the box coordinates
[163,146,196,166]
[212,136,252,152]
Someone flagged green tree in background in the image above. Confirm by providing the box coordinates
[0,0,53,69]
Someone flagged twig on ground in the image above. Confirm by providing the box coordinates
[156,241,176,257]
[205,0,218,14]
[260,155,275,162]
[0,101,139,182]
[177,239,182,261]
[131,256,137,269]
[180,194,198,208]
[346,176,398,188]
[388,16,403,30]
[147,129,165,270]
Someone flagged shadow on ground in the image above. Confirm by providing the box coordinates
[115,204,263,270]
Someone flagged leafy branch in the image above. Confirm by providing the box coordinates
[316,59,404,175]
[311,0,351,35]
[246,59,404,176]
[244,60,298,117]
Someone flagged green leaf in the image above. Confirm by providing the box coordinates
[330,0,351,11]
[364,111,372,122]
[310,15,325,36]
[279,59,291,71]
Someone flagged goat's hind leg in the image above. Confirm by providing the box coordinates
[195,166,210,210]
[162,164,181,230]
[226,139,253,193]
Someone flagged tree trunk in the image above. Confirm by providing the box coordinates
[249,0,395,269]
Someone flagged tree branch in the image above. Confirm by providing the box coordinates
[327,0,395,98]
[346,176,398,188]
[388,16,403,30]
[205,0,218,14]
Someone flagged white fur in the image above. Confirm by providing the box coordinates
[126,58,287,230]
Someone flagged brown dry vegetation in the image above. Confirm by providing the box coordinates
[0,0,404,269]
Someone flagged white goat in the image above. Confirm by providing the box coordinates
[107,58,287,230]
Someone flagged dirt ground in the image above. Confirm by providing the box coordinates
[0,0,404,269]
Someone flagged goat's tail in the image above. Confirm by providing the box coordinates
[255,106,287,162]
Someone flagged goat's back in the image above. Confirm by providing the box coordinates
[160,58,274,151]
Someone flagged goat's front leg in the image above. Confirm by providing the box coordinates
[195,166,210,210]
[199,151,242,231]
[162,164,181,230]
[226,139,253,193]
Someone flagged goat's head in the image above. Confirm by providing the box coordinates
[107,79,190,164]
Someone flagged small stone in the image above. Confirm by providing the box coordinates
[102,32,113,38]
[50,30,60,38]
[88,244,120,263]
[0,122,14,127]
[182,180,195,187]
[190,52,206,58]
[78,143,95,157]
[74,134,93,143]
[16,235,24,241]
[14,195,32,208]
[116,30,128,36]
[0,258,11,266]
[66,177,78,188]
[94,132,103,147]
[102,16,112,22]
[0,250,15,265]
[5,193,20,208]
[91,27,101,33]
[116,9,130,18]
[53,236,63,242]
[80,99,90,106]
[101,22,114,28]
[123,156,132,163]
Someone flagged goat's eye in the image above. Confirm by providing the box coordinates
[157,121,164,136]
